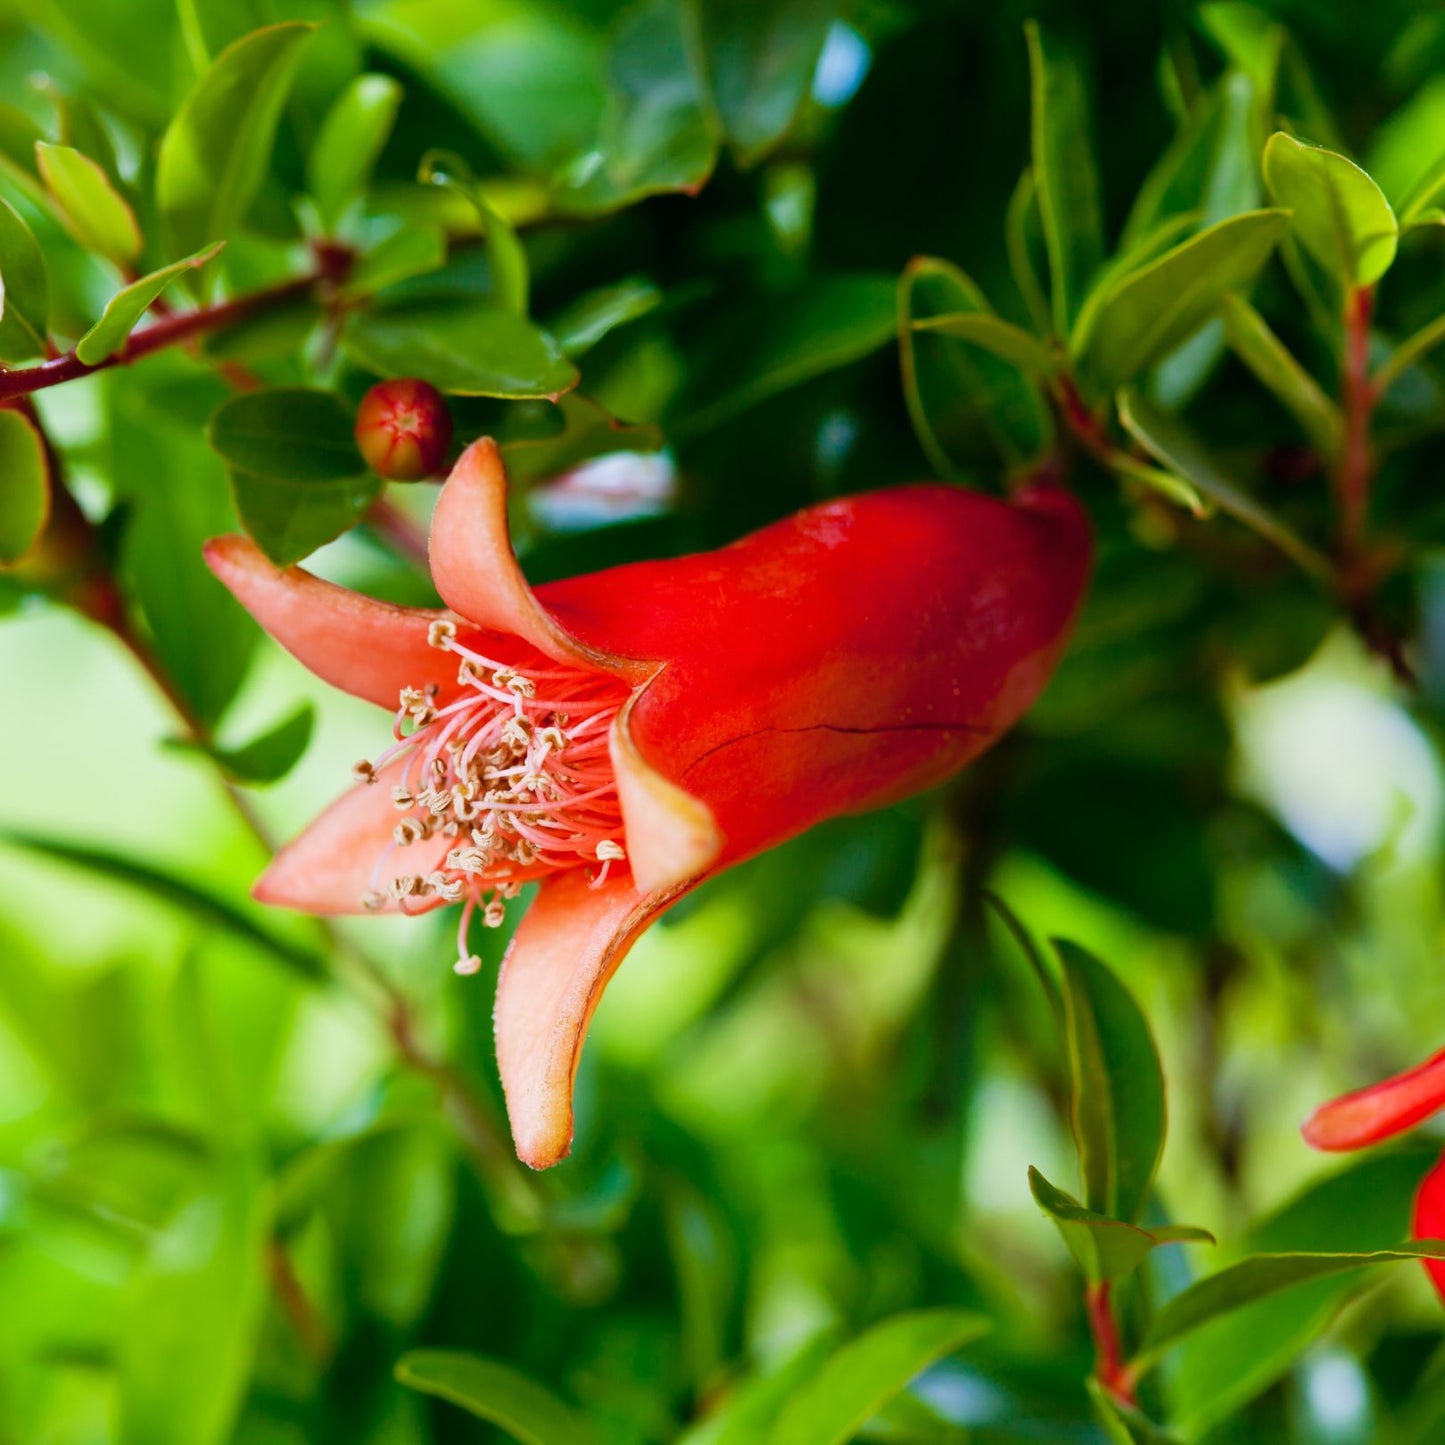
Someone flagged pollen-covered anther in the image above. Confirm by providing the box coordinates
[596,840,626,862]
[352,760,376,784]
[454,954,482,976]
[427,618,456,649]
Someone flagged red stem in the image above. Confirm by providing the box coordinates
[1085,1280,1137,1407]
[1337,284,1376,575]
[0,271,320,403]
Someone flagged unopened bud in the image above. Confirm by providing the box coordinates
[354,378,453,481]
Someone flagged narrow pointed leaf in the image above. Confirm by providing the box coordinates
[1087,1381,1181,1445]
[910,312,1061,377]
[550,277,663,357]
[157,23,314,258]
[419,150,529,314]
[340,227,448,301]
[1074,209,1288,394]
[1056,939,1165,1223]
[1263,132,1398,286]
[0,407,50,564]
[396,1350,596,1445]
[0,196,49,362]
[770,1309,991,1445]
[1006,168,1052,334]
[76,243,224,364]
[1137,1245,1445,1368]
[1375,312,1445,401]
[1026,21,1104,331]
[309,73,404,232]
[36,141,141,266]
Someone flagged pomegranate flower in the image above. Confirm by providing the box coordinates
[1304,1047,1445,1300]
[206,439,1090,1167]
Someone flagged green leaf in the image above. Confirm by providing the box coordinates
[1263,131,1398,286]
[1137,1245,1445,1369]
[419,150,529,314]
[165,703,314,785]
[207,386,360,484]
[1073,209,1288,394]
[340,226,448,300]
[0,196,49,362]
[344,299,578,399]
[910,312,1062,377]
[35,141,142,266]
[502,394,663,488]
[76,243,224,365]
[770,1309,991,1445]
[157,23,314,259]
[0,102,47,203]
[700,0,835,166]
[676,1336,839,1445]
[1025,21,1105,332]
[116,1153,270,1445]
[549,277,664,357]
[553,0,718,216]
[1375,311,1445,401]
[309,73,403,232]
[981,889,1062,1021]
[1005,168,1053,335]
[1028,1166,1213,1283]
[679,273,898,435]
[230,469,381,567]
[396,1350,597,1445]
[0,407,50,565]
[897,257,1053,473]
[1219,291,1342,455]
[1116,388,1330,579]
[0,830,326,983]
[1055,939,1164,1223]
[1087,1381,1181,1445]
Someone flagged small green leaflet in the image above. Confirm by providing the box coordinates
[77,243,224,364]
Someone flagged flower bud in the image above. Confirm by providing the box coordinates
[354,379,453,481]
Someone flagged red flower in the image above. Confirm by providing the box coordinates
[206,439,1091,1167]
[1304,1048,1445,1300]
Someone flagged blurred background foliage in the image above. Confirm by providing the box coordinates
[6,0,1445,1441]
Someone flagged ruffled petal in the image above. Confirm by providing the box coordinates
[204,535,452,709]
[255,756,448,915]
[1413,1147,1445,1302]
[494,868,678,1168]
[1302,1045,1445,1150]
[429,439,650,680]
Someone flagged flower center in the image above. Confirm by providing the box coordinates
[351,618,629,974]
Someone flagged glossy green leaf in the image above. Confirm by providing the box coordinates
[910,312,1061,377]
[396,1350,597,1445]
[419,150,529,314]
[770,1309,990,1445]
[340,226,448,300]
[1116,388,1330,579]
[1087,1381,1180,1445]
[207,387,359,484]
[1399,147,1445,224]
[230,469,381,568]
[76,243,224,365]
[898,257,1053,473]
[165,702,314,785]
[1107,451,1207,517]
[1056,939,1164,1223]
[1029,1167,1213,1283]
[0,196,49,362]
[0,830,326,982]
[682,273,897,434]
[0,408,50,564]
[1074,209,1287,394]
[1375,312,1445,401]
[554,0,718,216]
[0,102,47,202]
[157,23,314,258]
[1025,21,1104,331]
[309,73,403,231]
[35,140,142,266]
[1138,1245,1445,1370]
[1219,291,1342,454]
[675,1336,838,1445]
[345,299,578,399]
[700,0,835,166]
[1263,131,1398,286]
[549,277,664,357]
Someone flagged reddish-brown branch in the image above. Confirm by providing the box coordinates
[1054,374,1112,464]
[0,271,321,403]
[1337,284,1376,576]
[1085,1280,1137,1407]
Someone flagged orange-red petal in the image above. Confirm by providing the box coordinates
[494,868,681,1168]
[204,535,453,710]
[255,755,447,915]
[1302,1045,1445,1151]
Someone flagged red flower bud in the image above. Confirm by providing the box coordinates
[1415,1148,1445,1302]
[354,378,453,481]
[205,440,1091,1167]
[1303,1045,1445,1151]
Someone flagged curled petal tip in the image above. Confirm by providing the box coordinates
[1302,1045,1445,1152]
